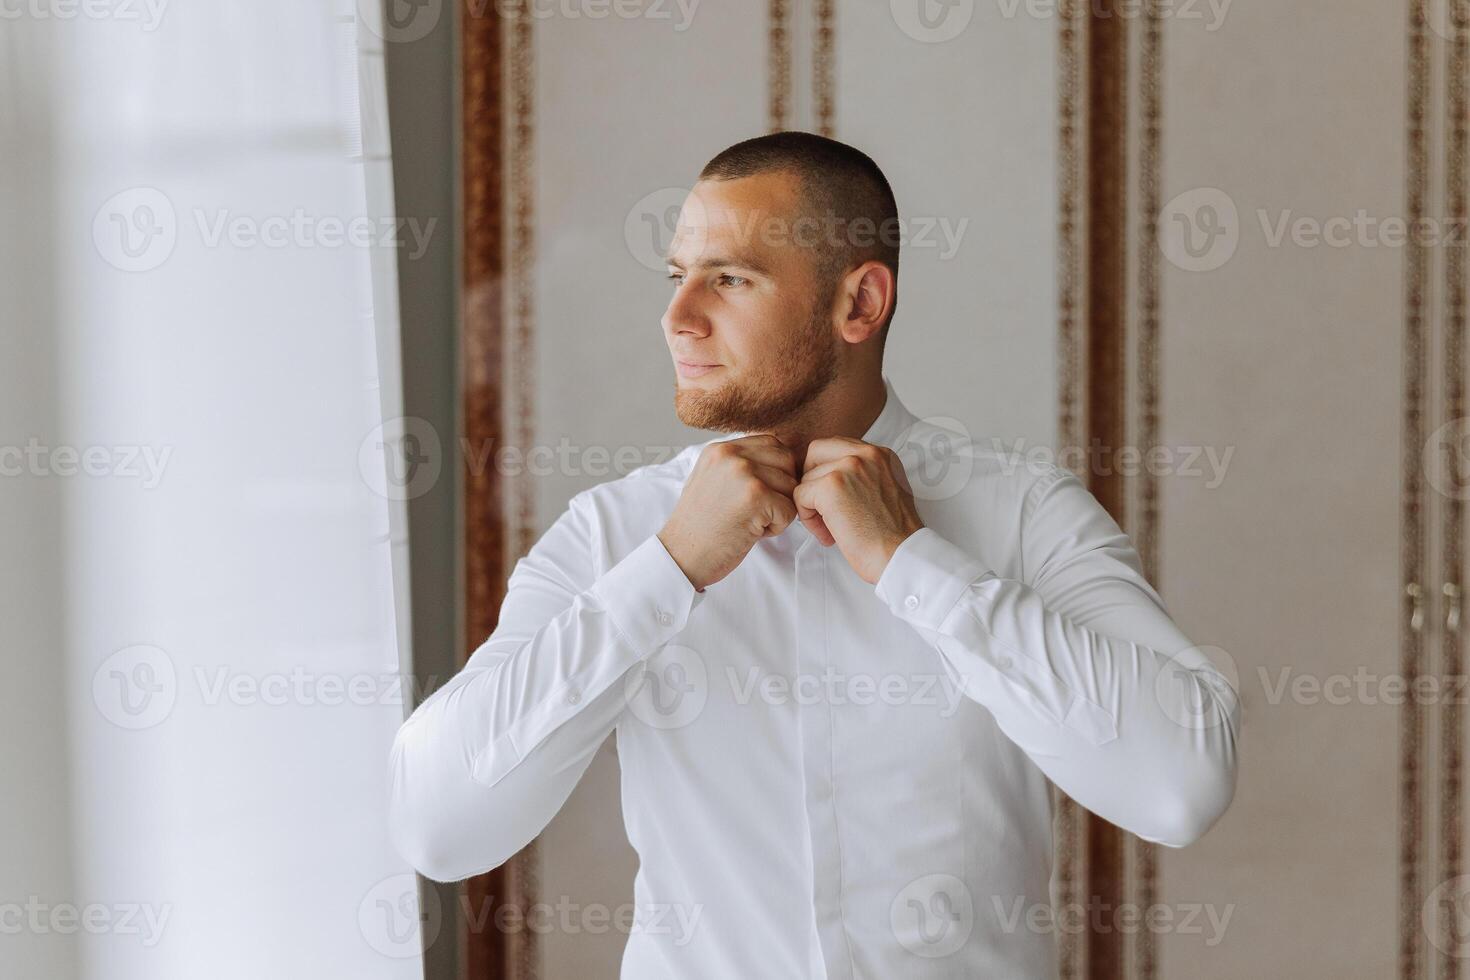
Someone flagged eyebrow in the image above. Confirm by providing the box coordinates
[664,253,774,277]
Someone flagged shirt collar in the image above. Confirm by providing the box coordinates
[860,375,919,453]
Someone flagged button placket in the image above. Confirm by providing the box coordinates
[793,542,855,979]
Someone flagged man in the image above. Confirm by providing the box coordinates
[388,131,1239,978]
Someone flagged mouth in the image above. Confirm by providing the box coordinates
[676,360,722,379]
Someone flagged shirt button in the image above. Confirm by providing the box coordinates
[995,656,1013,671]
[566,689,581,705]
[903,594,920,611]
[656,609,674,627]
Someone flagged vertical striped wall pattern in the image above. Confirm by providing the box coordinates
[1401,0,1430,975]
[458,0,510,974]
[1054,2,1085,975]
[1129,8,1163,979]
[459,1,539,978]
[768,0,790,133]
[1083,5,1128,978]
[509,1,538,573]
[812,0,834,138]
[1439,9,1467,980]
[507,1,539,972]
[1056,3,1164,978]
[1403,2,1470,974]
[1436,3,1467,980]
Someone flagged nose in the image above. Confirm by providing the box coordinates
[661,278,711,340]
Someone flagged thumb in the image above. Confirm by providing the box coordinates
[793,481,835,546]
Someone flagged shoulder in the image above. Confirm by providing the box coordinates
[896,418,1077,510]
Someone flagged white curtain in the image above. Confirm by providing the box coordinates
[1,2,425,978]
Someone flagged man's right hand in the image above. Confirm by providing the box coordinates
[657,434,799,592]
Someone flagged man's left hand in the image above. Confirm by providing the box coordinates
[793,437,926,585]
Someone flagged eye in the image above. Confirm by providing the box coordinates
[719,274,748,287]
[666,272,684,286]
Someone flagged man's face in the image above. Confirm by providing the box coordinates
[662,172,840,433]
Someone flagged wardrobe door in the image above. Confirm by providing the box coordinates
[1154,1,1407,977]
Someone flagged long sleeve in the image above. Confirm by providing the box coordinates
[873,464,1239,848]
[387,491,705,882]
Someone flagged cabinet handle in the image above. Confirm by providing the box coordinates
[1446,583,1462,634]
[1408,582,1425,633]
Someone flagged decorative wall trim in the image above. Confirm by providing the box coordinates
[1055,1,1085,976]
[769,0,790,132]
[1438,5,1466,980]
[1131,6,1163,978]
[509,1,537,571]
[813,0,834,137]
[1057,2,1163,977]
[459,1,538,977]
[1401,1,1431,977]
[1082,8,1129,978]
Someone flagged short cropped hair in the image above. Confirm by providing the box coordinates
[698,131,900,339]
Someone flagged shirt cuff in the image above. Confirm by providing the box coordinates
[874,527,994,630]
[589,532,705,652]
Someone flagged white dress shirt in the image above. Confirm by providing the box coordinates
[387,374,1239,979]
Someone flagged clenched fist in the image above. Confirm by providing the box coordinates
[657,434,800,591]
[793,437,925,585]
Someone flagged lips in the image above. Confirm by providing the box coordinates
[676,360,721,378]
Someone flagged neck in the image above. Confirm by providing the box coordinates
[763,372,887,475]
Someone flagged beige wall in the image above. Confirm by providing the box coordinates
[487,1,1434,976]
[1157,0,1408,976]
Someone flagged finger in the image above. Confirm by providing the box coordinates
[748,461,799,498]
[792,480,836,546]
[804,447,910,499]
[758,486,799,537]
[793,476,829,528]
[730,433,800,475]
[798,458,849,486]
[801,511,834,546]
[801,436,865,475]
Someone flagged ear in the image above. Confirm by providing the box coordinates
[834,260,895,344]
